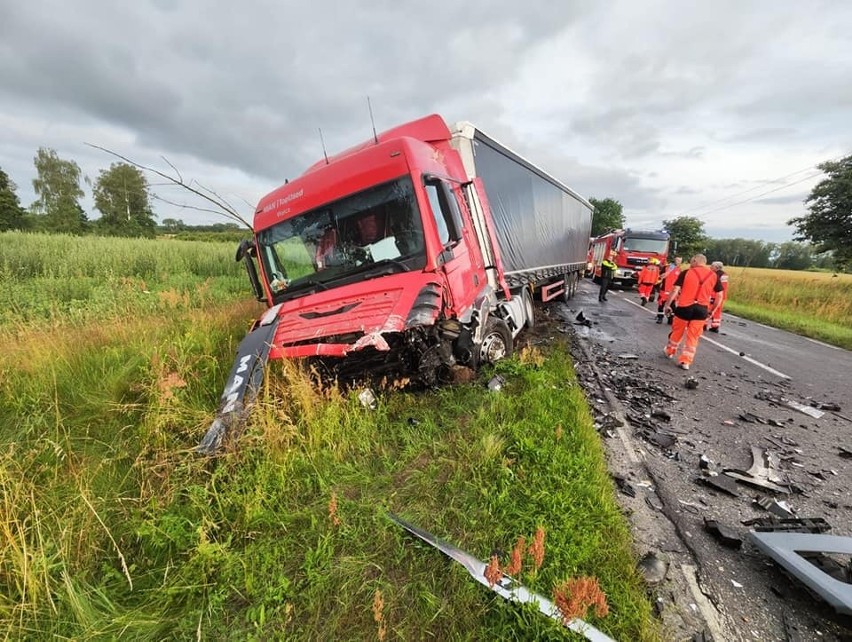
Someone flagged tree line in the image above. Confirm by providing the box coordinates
[588,153,852,272]
[1,148,158,237]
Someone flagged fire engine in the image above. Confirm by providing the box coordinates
[588,229,670,287]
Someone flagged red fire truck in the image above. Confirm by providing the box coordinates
[588,229,670,287]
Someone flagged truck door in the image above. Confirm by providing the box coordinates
[423,177,482,315]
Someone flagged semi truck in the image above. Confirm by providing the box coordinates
[588,228,670,287]
[199,114,593,453]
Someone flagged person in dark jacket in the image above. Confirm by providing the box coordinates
[599,251,618,302]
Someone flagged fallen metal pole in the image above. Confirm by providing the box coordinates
[388,513,615,642]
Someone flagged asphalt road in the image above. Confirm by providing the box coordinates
[556,278,852,641]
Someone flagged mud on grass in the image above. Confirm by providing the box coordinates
[0,302,657,640]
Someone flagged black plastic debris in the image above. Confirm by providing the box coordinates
[743,517,831,534]
[649,432,677,449]
[816,402,841,412]
[838,446,852,459]
[613,475,636,498]
[574,311,592,327]
[684,377,699,390]
[755,390,825,419]
[699,454,713,470]
[704,518,743,549]
[698,474,740,497]
[651,410,671,422]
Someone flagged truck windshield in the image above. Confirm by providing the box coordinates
[256,176,426,299]
[623,237,668,253]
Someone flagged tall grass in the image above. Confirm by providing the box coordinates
[0,231,249,330]
[0,304,657,639]
[724,267,852,349]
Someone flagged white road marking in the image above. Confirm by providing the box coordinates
[618,295,791,379]
[804,336,842,351]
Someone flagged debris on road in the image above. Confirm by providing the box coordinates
[704,518,743,549]
[838,446,852,459]
[698,474,740,497]
[613,475,637,498]
[575,311,593,327]
[387,513,615,641]
[617,353,639,360]
[637,551,668,586]
[749,531,852,616]
[743,517,831,534]
[755,390,825,419]
[684,377,699,390]
[753,496,795,518]
[723,446,791,494]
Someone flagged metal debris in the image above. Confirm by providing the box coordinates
[749,532,852,615]
[816,402,841,412]
[723,446,790,494]
[753,496,795,518]
[388,513,615,642]
[358,388,378,409]
[617,353,639,360]
[487,375,506,392]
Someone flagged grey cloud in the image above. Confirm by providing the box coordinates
[754,193,808,206]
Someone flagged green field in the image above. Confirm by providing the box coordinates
[724,267,852,350]
[0,232,657,639]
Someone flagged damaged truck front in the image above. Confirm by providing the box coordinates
[199,114,592,453]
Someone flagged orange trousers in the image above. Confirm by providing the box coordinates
[665,317,706,366]
[707,300,725,329]
[638,283,655,299]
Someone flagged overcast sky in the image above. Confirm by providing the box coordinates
[2,0,851,241]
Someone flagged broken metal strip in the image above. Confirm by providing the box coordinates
[388,513,615,642]
[749,532,852,616]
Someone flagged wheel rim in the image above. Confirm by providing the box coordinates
[524,292,534,321]
[480,332,507,362]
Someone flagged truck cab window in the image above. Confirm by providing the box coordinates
[425,179,463,247]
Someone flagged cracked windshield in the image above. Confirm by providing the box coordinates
[257,176,426,298]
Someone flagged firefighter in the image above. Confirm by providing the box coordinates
[599,251,618,302]
[656,257,683,324]
[706,261,728,333]
[637,258,661,306]
[663,254,723,370]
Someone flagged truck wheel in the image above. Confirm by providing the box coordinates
[522,288,535,328]
[562,274,572,302]
[477,317,513,366]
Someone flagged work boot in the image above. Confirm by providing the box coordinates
[655,316,663,324]
[709,326,719,333]
[679,362,690,370]
[640,297,647,306]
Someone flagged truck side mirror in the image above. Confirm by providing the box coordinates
[236,239,266,302]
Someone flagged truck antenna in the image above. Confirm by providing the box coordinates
[367,96,379,144]
[318,128,329,165]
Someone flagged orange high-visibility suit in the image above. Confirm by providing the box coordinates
[664,265,723,369]
[656,264,682,323]
[637,263,661,304]
[707,269,728,331]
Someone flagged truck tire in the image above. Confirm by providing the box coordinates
[477,317,513,366]
[522,288,535,328]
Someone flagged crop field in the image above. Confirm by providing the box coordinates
[0,233,657,639]
[723,267,852,350]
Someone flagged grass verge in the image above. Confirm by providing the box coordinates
[723,267,852,350]
[0,303,657,640]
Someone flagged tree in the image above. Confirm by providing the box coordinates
[789,154,852,270]
[589,197,625,237]
[31,147,88,234]
[161,218,186,233]
[0,167,27,231]
[93,162,156,237]
[704,238,774,267]
[773,241,814,271]
[663,216,707,258]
